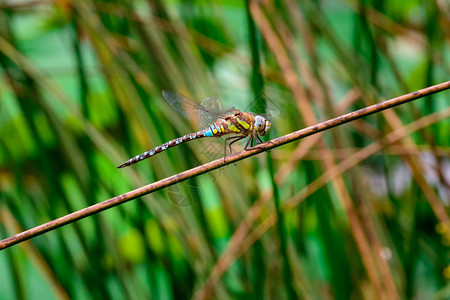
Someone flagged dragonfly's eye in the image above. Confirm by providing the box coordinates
[255,116,269,135]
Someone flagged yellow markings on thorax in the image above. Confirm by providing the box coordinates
[227,123,241,133]
[237,118,251,130]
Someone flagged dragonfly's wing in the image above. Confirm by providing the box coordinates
[200,96,222,112]
[162,91,229,128]
[244,89,282,119]
[199,96,228,127]
[201,96,237,114]
[162,91,203,119]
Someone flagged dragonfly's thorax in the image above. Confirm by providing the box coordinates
[208,111,259,137]
[207,111,271,138]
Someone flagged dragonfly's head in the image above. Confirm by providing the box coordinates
[255,115,271,136]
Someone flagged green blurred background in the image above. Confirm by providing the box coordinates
[1,0,449,299]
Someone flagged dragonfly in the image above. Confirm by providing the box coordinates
[117,91,272,169]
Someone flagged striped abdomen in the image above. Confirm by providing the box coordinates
[117,112,256,169]
[117,127,216,168]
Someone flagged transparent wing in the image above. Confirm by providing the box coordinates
[199,96,223,127]
[200,95,221,110]
[162,91,230,128]
[244,89,282,119]
[167,178,201,207]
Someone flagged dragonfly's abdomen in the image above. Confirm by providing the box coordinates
[117,112,257,169]
[117,128,212,168]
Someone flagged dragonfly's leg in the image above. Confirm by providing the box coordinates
[256,135,264,144]
[225,135,246,157]
[244,136,254,150]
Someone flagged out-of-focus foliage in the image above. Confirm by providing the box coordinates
[0,0,449,299]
